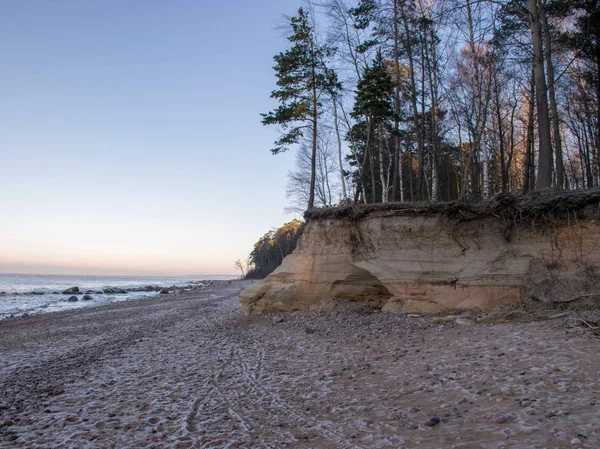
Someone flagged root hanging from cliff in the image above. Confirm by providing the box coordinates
[305,187,600,227]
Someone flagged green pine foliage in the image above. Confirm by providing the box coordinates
[246,219,304,279]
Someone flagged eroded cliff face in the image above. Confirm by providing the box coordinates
[240,203,600,315]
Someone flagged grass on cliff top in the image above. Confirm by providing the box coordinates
[305,187,600,222]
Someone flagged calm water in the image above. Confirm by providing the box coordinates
[0,273,236,319]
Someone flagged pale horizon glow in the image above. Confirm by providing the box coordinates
[1,0,303,276]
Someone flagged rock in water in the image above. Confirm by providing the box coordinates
[82,295,93,301]
[160,287,170,294]
[67,296,78,302]
[62,286,79,294]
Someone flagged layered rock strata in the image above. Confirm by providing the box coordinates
[240,194,600,314]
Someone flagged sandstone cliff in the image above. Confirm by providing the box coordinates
[240,190,600,314]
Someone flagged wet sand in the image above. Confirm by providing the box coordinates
[0,280,599,448]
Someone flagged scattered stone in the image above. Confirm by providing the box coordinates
[62,286,79,294]
[545,411,556,418]
[570,438,582,445]
[520,400,532,407]
[160,288,170,295]
[406,424,418,430]
[67,296,78,302]
[3,419,13,426]
[424,417,440,427]
[492,415,506,424]
[456,316,477,326]
[82,295,93,301]
[8,435,19,441]
[272,316,285,323]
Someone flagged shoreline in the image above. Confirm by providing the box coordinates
[0,278,237,320]
[1,280,599,448]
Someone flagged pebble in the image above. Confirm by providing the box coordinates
[545,411,556,418]
[273,316,285,323]
[570,438,582,445]
[424,417,440,427]
[492,415,506,424]
[520,400,532,407]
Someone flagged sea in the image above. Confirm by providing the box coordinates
[0,273,236,319]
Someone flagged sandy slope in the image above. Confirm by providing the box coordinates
[0,280,598,448]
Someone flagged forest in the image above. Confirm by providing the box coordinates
[243,219,304,279]
[262,0,600,210]
[247,0,599,278]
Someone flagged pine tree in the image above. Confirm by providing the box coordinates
[261,8,339,210]
[351,50,396,202]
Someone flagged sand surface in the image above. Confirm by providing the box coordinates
[0,280,599,448]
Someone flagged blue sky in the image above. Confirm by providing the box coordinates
[1,0,303,275]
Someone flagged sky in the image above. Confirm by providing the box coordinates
[1,0,304,276]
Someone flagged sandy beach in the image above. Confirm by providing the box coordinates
[0,280,599,448]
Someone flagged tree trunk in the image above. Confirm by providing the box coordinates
[540,3,565,189]
[427,24,439,201]
[332,95,348,200]
[399,0,423,201]
[392,0,403,202]
[378,123,388,202]
[523,69,536,194]
[308,84,318,209]
[339,101,367,202]
[528,0,553,190]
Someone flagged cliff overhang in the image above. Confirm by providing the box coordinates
[240,189,600,315]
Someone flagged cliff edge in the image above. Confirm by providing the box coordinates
[240,189,600,314]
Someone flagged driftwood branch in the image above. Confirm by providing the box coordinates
[556,292,600,304]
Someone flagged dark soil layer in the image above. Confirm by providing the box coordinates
[305,187,600,223]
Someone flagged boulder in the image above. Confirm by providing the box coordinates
[159,287,170,294]
[62,287,79,295]
[103,288,127,294]
[67,296,78,302]
[82,295,93,301]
